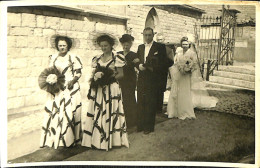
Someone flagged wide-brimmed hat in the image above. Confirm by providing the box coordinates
[50,34,79,50]
[119,34,135,43]
[90,31,119,50]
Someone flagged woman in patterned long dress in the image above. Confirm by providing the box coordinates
[82,34,129,151]
[40,36,82,148]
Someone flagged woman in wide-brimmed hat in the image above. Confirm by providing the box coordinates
[81,33,129,151]
[39,35,83,148]
[117,34,139,128]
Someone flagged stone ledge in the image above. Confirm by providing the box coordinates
[214,71,255,82]
[209,76,255,89]
[206,81,255,91]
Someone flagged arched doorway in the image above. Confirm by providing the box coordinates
[145,8,161,39]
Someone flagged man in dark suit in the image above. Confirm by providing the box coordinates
[135,27,173,134]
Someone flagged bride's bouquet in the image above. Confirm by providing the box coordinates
[177,56,197,75]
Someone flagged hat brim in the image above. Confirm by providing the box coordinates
[90,31,119,50]
[50,34,79,50]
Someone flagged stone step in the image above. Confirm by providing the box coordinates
[213,71,255,82]
[205,81,255,91]
[217,65,255,75]
[209,76,255,90]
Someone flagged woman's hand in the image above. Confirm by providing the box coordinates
[94,72,104,81]
[67,76,79,90]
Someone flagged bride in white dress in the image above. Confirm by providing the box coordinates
[166,37,218,120]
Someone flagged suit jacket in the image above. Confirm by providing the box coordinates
[136,41,173,91]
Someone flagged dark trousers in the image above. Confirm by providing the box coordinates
[157,90,164,113]
[137,73,158,132]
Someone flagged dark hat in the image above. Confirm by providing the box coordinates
[119,34,135,43]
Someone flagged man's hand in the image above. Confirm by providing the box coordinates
[139,64,146,71]
[133,58,140,64]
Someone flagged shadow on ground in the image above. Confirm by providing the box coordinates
[9,89,255,164]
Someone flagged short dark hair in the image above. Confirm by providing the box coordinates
[119,34,134,43]
[97,35,115,47]
[143,27,154,34]
[55,36,73,51]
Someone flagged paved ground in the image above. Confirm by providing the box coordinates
[8,88,255,164]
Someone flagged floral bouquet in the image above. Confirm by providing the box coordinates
[38,67,65,94]
[89,66,116,88]
[177,57,197,75]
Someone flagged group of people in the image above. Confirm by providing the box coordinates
[39,27,218,151]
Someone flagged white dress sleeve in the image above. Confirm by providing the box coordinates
[71,54,83,70]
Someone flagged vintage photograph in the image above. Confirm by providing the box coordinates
[3,1,258,167]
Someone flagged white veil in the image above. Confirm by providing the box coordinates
[189,44,218,108]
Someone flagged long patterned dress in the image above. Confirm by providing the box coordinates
[82,53,129,151]
[40,52,82,148]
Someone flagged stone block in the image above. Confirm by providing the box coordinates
[22,13,36,27]
[66,31,78,38]
[96,22,106,32]
[8,69,30,78]
[71,20,84,31]
[8,90,16,98]
[56,30,67,36]
[26,77,38,88]
[25,92,45,106]
[36,15,46,28]
[27,57,42,67]
[79,39,89,49]
[37,37,48,48]
[8,13,21,27]
[7,47,22,58]
[45,17,60,29]
[34,28,43,36]
[60,18,71,30]
[21,48,35,57]
[42,28,56,36]
[7,36,16,48]
[29,67,44,77]
[10,58,27,69]
[7,97,25,109]
[35,48,48,57]
[9,27,33,36]
[16,36,28,48]
[10,77,26,89]
[17,88,35,96]
[83,21,95,32]
[27,36,39,48]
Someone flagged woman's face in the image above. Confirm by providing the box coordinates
[58,40,68,54]
[181,41,189,50]
[100,41,112,54]
[121,42,132,52]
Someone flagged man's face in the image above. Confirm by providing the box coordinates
[157,35,164,43]
[143,30,154,44]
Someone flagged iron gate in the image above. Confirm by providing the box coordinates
[194,5,238,80]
